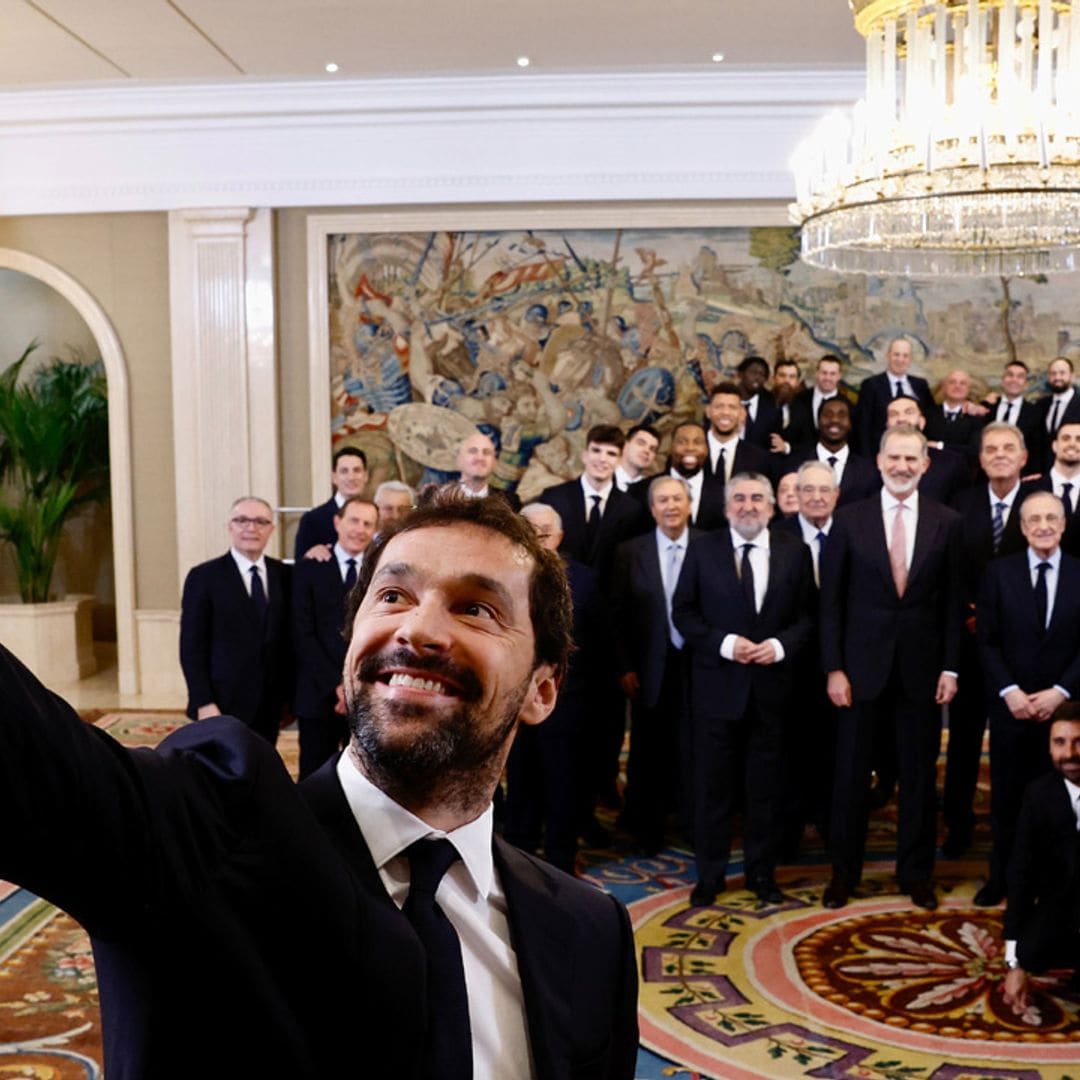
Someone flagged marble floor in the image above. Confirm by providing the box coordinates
[53,642,185,712]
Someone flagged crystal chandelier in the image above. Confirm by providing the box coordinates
[789,0,1080,276]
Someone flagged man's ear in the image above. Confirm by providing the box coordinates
[518,664,559,728]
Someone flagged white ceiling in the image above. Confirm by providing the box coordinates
[0,0,864,87]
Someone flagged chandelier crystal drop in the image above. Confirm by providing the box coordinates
[790,0,1080,276]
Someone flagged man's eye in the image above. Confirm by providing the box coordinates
[462,601,495,619]
[378,589,403,604]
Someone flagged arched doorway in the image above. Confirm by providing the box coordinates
[0,248,138,693]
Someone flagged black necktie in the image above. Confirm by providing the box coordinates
[1050,399,1062,434]
[403,839,471,1080]
[344,557,357,591]
[718,446,727,480]
[586,494,602,550]
[1002,401,1013,424]
[894,380,903,398]
[1035,560,1051,631]
[249,566,267,617]
[827,455,839,469]
[947,410,958,423]
[1063,483,1075,518]
[991,501,1006,554]
[740,542,756,613]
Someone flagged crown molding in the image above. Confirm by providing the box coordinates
[0,69,861,214]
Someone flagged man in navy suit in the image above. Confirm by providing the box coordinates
[942,423,1033,857]
[820,426,963,910]
[1,492,638,1080]
[292,496,378,778]
[179,495,292,744]
[735,356,782,452]
[853,336,935,455]
[612,476,699,852]
[1002,709,1080,1013]
[674,472,814,906]
[975,490,1080,906]
[784,397,880,507]
[294,445,369,559]
[981,360,1044,474]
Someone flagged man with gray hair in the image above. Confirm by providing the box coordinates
[373,479,416,530]
[673,472,814,906]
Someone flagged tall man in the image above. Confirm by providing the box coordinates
[943,423,1032,857]
[295,445,369,559]
[612,476,698,853]
[0,492,638,1079]
[634,421,728,531]
[1003,709,1080,1012]
[784,354,850,451]
[769,359,803,451]
[821,426,963,910]
[614,423,660,491]
[674,472,814,906]
[853,336,935,455]
[180,496,292,745]
[975,490,1080,906]
[292,496,378,778]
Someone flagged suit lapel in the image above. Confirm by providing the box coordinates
[1047,554,1077,634]
[222,553,263,632]
[864,502,896,593]
[907,501,939,588]
[493,839,576,1080]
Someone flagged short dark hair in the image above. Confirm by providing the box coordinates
[333,446,368,469]
[817,354,843,369]
[1052,356,1075,373]
[818,396,852,420]
[737,356,769,376]
[625,422,660,444]
[774,359,799,374]
[336,496,378,516]
[585,424,625,451]
[672,420,707,440]
[887,393,925,417]
[1004,359,1030,373]
[708,381,742,403]
[344,489,573,682]
[1052,702,1080,725]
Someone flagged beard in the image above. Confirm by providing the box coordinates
[346,647,528,815]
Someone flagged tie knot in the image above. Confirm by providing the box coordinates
[1037,560,1052,576]
[996,502,1007,511]
[742,542,755,554]
[590,494,601,506]
[405,838,460,897]
[827,455,838,467]
[347,557,357,568]
[816,530,827,543]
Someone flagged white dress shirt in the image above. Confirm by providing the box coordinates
[816,442,850,487]
[707,431,739,481]
[460,482,491,499]
[995,396,1025,424]
[797,514,832,586]
[333,542,362,584]
[613,465,636,492]
[1047,387,1076,431]
[229,548,268,598]
[986,481,1021,530]
[580,475,614,518]
[812,388,837,419]
[719,527,785,662]
[336,756,536,1080]
[1048,468,1080,508]
[671,466,704,522]
[889,373,915,398]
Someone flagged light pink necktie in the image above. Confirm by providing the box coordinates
[889,503,908,598]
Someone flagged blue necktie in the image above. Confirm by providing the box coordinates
[991,501,1006,554]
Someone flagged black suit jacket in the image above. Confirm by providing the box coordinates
[537,478,648,587]
[977,550,1080,709]
[0,647,638,1080]
[950,482,1032,607]
[1030,474,1080,557]
[1035,390,1080,443]
[672,527,814,717]
[853,371,935,456]
[295,495,338,559]
[784,387,857,451]
[784,444,881,506]
[292,556,350,718]
[1005,771,1080,945]
[920,446,970,504]
[741,392,782,451]
[179,552,292,724]
[702,438,774,486]
[611,528,701,709]
[820,495,963,701]
[982,397,1043,459]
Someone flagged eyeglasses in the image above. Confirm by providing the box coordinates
[230,516,273,528]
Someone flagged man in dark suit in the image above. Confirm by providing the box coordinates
[784,397,880,506]
[924,369,985,471]
[821,425,963,910]
[294,445,369,559]
[736,356,782,451]
[179,495,292,745]
[674,472,814,906]
[942,423,1033,857]
[614,422,660,492]
[1002,709,1080,1013]
[886,395,970,503]
[769,358,803,450]
[292,496,378,778]
[1031,420,1080,557]
[982,360,1044,475]
[1,493,638,1080]
[612,476,699,853]
[1035,356,1080,451]
[853,336,935,456]
[975,490,1080,906]
[783,354,855,452]
[703,382,774,488]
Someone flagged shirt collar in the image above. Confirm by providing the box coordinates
[816,442,849,464]
[334,491,346,509]
[798,514,831,542]
[580,474,613,501]
[729,526,771,551]
[230,548,267,575]
[671,465,703,491]
[881,488,919,515]
[655,526,689,551]
[1055,387,1075,403]
[1065,775,1080,809]
[333,541,362,568]
[1028,545,1063,572]
[987,481,1021,508]
[335,752,494,898]
[1050,468,1080,489]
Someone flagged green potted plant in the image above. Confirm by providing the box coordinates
[0,342,109,683]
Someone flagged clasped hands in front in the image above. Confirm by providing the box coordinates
[731,636,778,666]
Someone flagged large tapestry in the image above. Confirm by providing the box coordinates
[326,227,1079,500]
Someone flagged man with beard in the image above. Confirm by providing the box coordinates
[1037,356,1080,443]
[821,426,963,911]
[1002,709,1080,1012]
[704,382,773,490]
[768,359,803,452]
[0,493,638,1080]
[784,397,879,507]
[735,358,783,452]
[673,473,814,906]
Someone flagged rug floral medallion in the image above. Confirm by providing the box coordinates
[630,859,1080,1080]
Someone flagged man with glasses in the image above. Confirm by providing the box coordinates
[180,495,292,744]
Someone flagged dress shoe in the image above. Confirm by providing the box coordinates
[940,831,972,858]
[822,873,850,909]
[906,880,939,910]
[688,877,725,907]
[973,881,1006,907]
[750,876,784,904]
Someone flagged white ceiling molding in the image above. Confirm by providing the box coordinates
[0,70,861,214]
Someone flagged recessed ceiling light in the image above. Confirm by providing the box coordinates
[516,56,530,68]
[711,52,725,63]
[325,62,339,73]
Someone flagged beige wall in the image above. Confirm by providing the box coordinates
[0,213,177,609]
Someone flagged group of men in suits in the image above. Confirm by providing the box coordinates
[10,489,639,1078]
